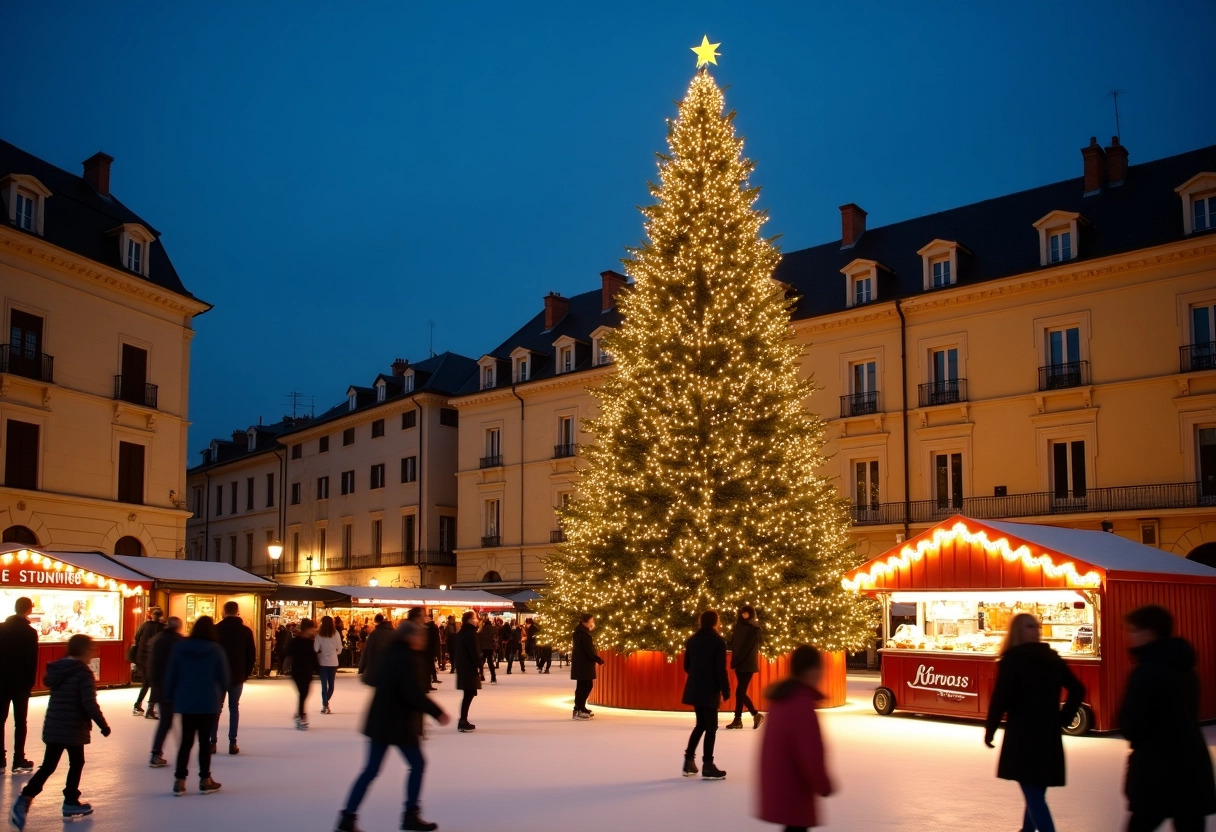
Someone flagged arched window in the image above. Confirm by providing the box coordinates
[1187,542,1216,570]
[482,570,503,583]
[2,525,37,545]
[114,536,144,557]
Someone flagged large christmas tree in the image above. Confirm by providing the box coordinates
[541,46,876,656]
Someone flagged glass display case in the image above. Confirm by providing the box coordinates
[0,588,123,642]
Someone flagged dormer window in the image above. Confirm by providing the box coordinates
[1175,173,1216,235]
[559,346,573,373]
[247,430,257,452]
[347,389,358,411]
[931,258,951,287]
[1194,193,1215,232]
[510,347,533,383]
[917,240,966,290]
[403,371,415,393]
[2,174,51,236]
[110,223,154,277]
[591,326,614,366]
[1033,211,1083,266]
[517,356,528,381]
[478,357,497,390]
[15,192,35,230]
[853,274,873,304]
[840,258,885,308]
[375,380,386,402]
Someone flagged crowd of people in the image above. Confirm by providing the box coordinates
[0,596,1213,832]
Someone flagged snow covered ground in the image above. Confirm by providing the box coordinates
[3,669,1213,831]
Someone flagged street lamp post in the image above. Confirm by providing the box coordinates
[305,555,314,586]
[267,542,283,581]
[263,542,283,678]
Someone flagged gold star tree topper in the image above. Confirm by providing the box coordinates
[691,35,721,68]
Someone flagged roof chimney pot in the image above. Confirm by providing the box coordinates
[600,270,627,311]
[82,152,114,197]
[839,203,867,248]
[1081,137,1106,195]
[1104,136,1128,187]
[543,292,570,330]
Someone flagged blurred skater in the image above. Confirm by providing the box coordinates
[681,610,731,779]
[0,596,38,776]
[726,604,764,730]
[316,615,344,714]
[287,619,319,729]
[453,611,481,732]
[147,616,184,767]
[478,615,497,684]
[570,614,604,719]
[164,616,228,797]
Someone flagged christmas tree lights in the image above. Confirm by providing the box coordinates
[539,59,877,656]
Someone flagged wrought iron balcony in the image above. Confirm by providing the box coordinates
[325,555,347,571]
[481,535,501,548]
[550,529,567,543]
[1038,360,1090,391]
[479,454,503,469]
[419,549,456,567]
[553,443,576,459]
[113,375,158,408]
[1180,342,1216,372]
[848,503,906,526]
[0,344,54,382]
[348,552,380,569]
[840,391,878,418]
[918,378,967,407]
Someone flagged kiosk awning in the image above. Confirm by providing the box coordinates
[0,546,150,594]
[111,556,276,593]
[320,586,516,609]
[267,585,347,604]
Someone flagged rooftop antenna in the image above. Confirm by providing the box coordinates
[429,319,437,357]
[283,391,315,419]
[1109,89,1126,139]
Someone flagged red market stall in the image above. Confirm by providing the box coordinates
[0,546,150,691]
[842,516,1216,734]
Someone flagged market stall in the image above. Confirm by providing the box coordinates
[842,515,1216,734]
[318,586,516,625]
[0,546,150,690]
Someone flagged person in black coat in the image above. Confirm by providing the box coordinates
[132,607,165,716]
[163,616,229,796]
[682,610,731,780]
[0,596,39,774]
[504,621,525,674]
[210,602,256,755]
[453,611,482,732]
[285,619,319,729]
[425,615,441,685]
[1119,604,1216,832]
[727,605,764,730]
[148,616,184,767]
[335,622,450,832]
[984,613,1085,832]
[570,614,604,719]
[477,617,498,684]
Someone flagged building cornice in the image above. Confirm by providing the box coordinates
[453,366,611,408]
[279,391,449,442]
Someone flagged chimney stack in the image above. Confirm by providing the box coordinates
[231,430,246,444]
[543,292,570,330]
[840,203,867,248]
[1104,136,1128,187]
[600,270,627,311]
[82,152,114,197]
[391,358,409,377]
[1081,137,1106,195]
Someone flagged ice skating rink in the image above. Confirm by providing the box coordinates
[3,672,1212,831]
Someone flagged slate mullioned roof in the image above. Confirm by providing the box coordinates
[0,138,197,300]
[188,416,310,474]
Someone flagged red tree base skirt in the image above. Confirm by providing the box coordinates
[587,649,847,711]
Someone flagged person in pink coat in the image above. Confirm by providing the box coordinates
[756,644,834,831]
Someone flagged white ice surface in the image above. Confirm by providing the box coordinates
[3,671,1212,831]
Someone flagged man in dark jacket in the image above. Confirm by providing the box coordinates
[335,624,450,832]
[0,596,38,775]
[570,614,604,719]
[209,602,255,756]
[132,607,164,716]
[453,611,482,732]
[358,614,394,686]
[681,610,731,780]
[148,617,184,767]
[726,604,764,730]
[504,620,525,674]
[425,615,441,686]
[1119,604,1216,832]
[443,616,458,673]
[9,634,110,830]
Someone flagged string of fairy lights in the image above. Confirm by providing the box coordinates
[538,53,877,656]
[0,548,144,596]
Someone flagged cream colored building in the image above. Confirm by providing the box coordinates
[451,139,1216,588]
[1,140,208,557]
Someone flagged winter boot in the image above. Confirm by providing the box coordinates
[9,795,31,832]
[132,704,144,715]
[753,712,765,730]
[149,753,168,767]
[61,801,93,819]
[457,719,476,733]
[172,780,186,796]
[724,717,744,729]
[401,808,439,831]
[199,777,222,795]
[228,741,240,755]
[11,759,34,774]
[682,754,698,777]
[334,811,364,832]
[701,760,727,780]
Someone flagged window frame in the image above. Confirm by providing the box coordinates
[1,175,51,236]
[370,463,386,490]
[1174,173,1216,235]
[1033,211,1083,266]
[340,469,355,495]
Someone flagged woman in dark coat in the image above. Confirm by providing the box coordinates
[570,614,604,719]
[984,613,1085,832]
[163,616,229,796]
[453,611,482,733]
[682,610,732,780]
[285,619,319,729]
[477,616,498,683]
[727,605,764,730]
[1118,604,1216,832]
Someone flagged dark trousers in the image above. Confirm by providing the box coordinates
[685,705,719,762]
[22,743,85,803]
[151,700,176,755]
[537,646,553,672]
[210,682,244,744]
[1126,813,1206,832]
[1017,783,1055,832]
[505,647,524,673]
[481,650,497,682]
[573,679,594,712]
[733,671,757,718]
[292,674,312,717]
[134,678,151,707]
[783,827,808,832]
[175,713,218,780]
[343,739,426,815]
[0,686,31,761]
[459,690,476,722]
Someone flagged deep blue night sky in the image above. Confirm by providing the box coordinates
[6,1,1214,459]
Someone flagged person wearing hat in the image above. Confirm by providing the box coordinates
[132,608,165,717]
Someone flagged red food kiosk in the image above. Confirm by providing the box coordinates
[0,546,150,690]
[842,516,1216,734]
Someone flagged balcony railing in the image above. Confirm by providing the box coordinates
[479,454,503,469]
[419,549,456,567]
[848,481,1215,526]
[550,529,567,543]
[0,344,54,382]
[918,378,967,407]
[481,534,501,548]
[1180,342,1216,373]
[553,443,576,459]
[349,552,380,569]
[325,555,347,571]
[840,391,878,418]
[113,375,158,408]
[1038,360,1090,391]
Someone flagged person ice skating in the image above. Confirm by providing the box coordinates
[756,645,833,831]
[727,604,764,730]
[478,616,498,684]
[1118,605,1216,832]
[316,615,344,714]
[148,616,184,768]
[0,596,38,776]
[335,620,451,832]
[287,619,320,729]
[163,615,228,797]
[425,614,441,687]
[443,616,458,673]
[504,620,525,674]
[131,607,165,716]
[453,611,481,732]
[571,614,604,719]
[524,618,538,662]
[359,614,394,686]
[984,613,1085,832]
[682,610,731,779]
[211,601,255,755]
[8,634,111,830]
